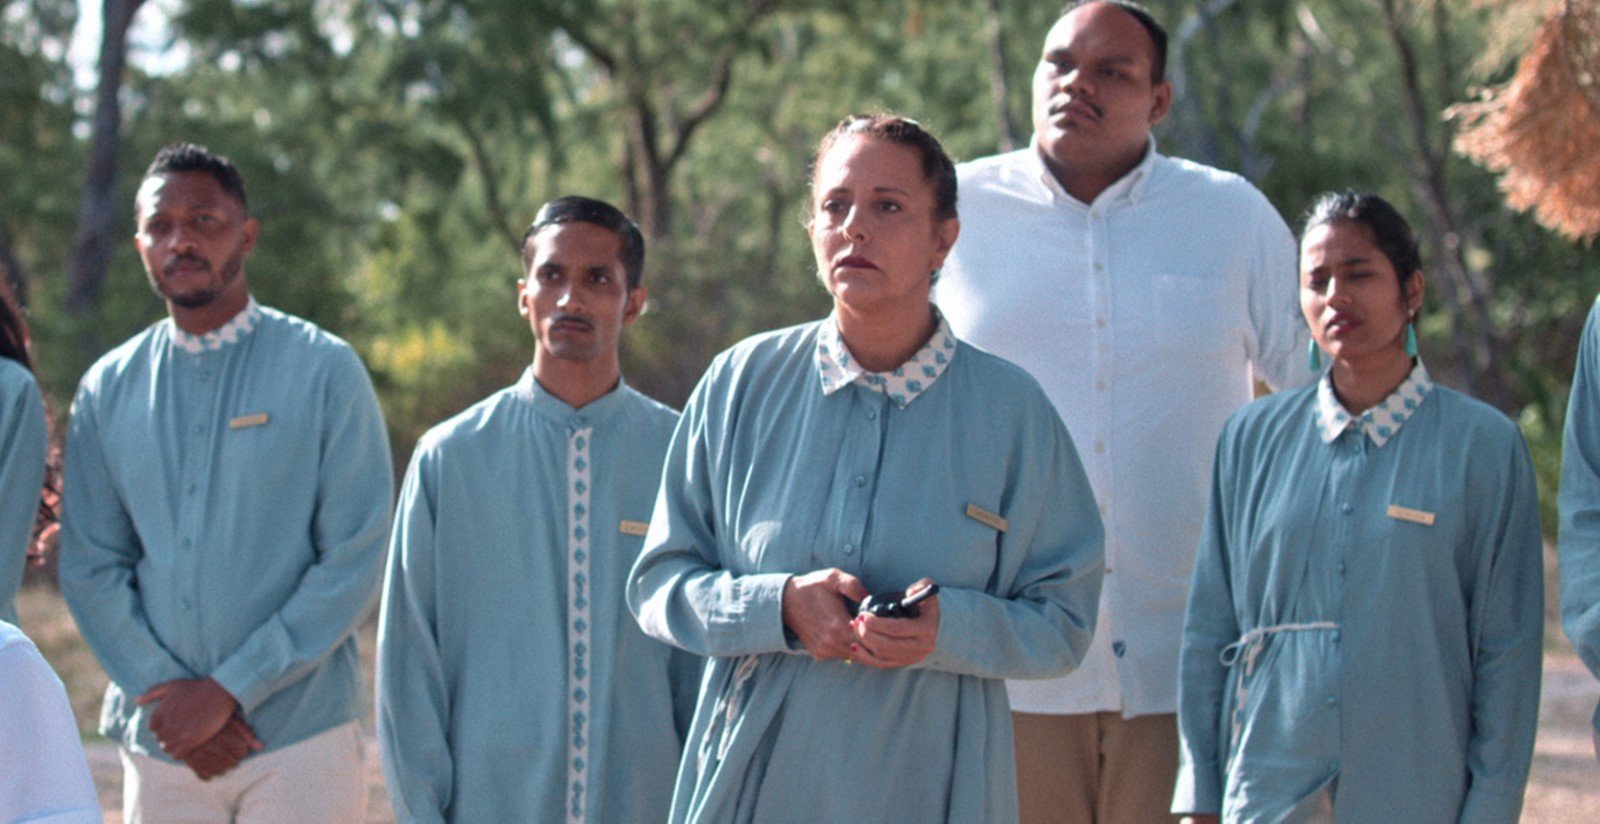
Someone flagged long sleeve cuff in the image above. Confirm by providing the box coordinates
[1171,760,1222,815]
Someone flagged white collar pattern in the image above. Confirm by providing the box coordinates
[1314,360,1433,447]
[170,297,262,354]
[815,310,957,410]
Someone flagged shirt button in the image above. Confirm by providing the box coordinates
[1095,380,1107,391]
[1093,261,1105,271]
[1098,504,1108,516]
[1093,441,1106,454]
[843,543,854,555]
[1332,631,1342,643]
[1095,317,1107,329]
[187,483,197,495]
[1329,761,1339,774]
[1340,502,1354,515]
[866,409,877,421]
[181,598,192,611]
[1325,695,1337,707]
[853,474,866,487]
[1336,561,1346,574]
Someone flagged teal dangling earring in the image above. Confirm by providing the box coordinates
[1404,318,1418,358]
[1308,338,1322,372]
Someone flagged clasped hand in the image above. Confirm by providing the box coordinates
[137,678,263,780]
[781,569,940,669]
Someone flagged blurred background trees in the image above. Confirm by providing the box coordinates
[2,0,1593,527]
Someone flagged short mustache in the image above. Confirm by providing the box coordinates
[549,314,593,330]
[1054,97,1102,119]
[163,254,210,276]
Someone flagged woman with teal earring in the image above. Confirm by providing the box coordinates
[1173,192,1543,823]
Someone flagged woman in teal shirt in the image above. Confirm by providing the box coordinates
[0,279,48,624]
[628,115,1105,822]
[1174,192,1543,822]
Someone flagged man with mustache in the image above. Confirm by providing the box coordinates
[936,3,1309,822]
[376,196,697,822]
[59,143,393,821]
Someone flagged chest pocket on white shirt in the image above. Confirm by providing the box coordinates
[1152,273,1232,355]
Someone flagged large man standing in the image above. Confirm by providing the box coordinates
[937,3,1308,821]
[60,143,393,821]
[377,196,696,822]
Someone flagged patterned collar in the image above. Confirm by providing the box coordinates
[170,296,262,354]
[815,310,958,410]
[1314,360,1433,447]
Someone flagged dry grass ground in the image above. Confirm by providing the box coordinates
[16,583,1600,821]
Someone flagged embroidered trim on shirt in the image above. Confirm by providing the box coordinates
[566,427,593,823]
[1314,361,1433,447]
[815,311,957,409]
[170,296,261,354]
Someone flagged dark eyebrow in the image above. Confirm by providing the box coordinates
[1042,50,1140,65]
[1305,255,1375,275]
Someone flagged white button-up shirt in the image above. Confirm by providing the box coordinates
[937,140,1309,716]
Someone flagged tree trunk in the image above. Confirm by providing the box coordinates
[1378,0,1513,410]
[983,0,1020,153]
[65,0,147,316]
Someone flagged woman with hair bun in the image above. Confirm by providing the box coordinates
[628,115,1105,822]
[1174,192,1543,823]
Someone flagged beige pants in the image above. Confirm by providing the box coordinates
[1013,710,1181,824]
[121,721,367,824]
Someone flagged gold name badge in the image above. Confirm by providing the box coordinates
[229,413,270,430]
[619,519,650,537]
[1387,504,1436,526]
[965,503,1008,533]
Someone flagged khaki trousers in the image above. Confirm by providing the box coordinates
[1013,710,1181,824]
[121,721,367,823]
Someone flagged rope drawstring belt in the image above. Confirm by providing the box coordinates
[1219,622,1340,746]
[700,654,761,770]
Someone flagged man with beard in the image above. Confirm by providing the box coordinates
[936,3,1308,822]
[60,143,392,821]
[377,196,696,822]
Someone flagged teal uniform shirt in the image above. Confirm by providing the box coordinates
[377,371,698,823]
[59,300,394,759]
[628,318,1105,823]
[1560,296,1600,737]
[0,358,46,624]
[1175,365,1542,823]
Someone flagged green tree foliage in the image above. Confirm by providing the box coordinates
[1,0,1592,529]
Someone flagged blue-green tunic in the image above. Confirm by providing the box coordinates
[628,318,1105,823]
[1175,365,1542,823]
[0,358,46,624]
[378,372,699,823]
[1560,297,1600,739]
[59,301,394,759]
